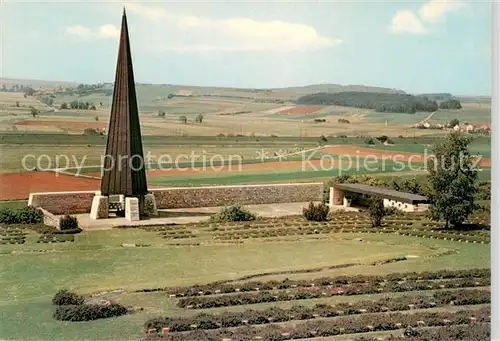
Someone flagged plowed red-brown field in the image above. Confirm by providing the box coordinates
[14,121,107,129]
[279,106,324,115]
[0,172,100,201]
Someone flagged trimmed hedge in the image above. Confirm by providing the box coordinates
[145,289,490,332]
[52,290,84,306]
[0,206,43,224]
[54,303,128,321]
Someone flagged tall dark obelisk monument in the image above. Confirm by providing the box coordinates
[91,9,157,221]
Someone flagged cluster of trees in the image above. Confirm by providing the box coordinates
[338,118,350,124]
[176,114,204,124]
[439,99,462,109]
[296,92,439,114]
[40,96,55,106]
[418,93,453,101]
[61,101,96,110]
[1,84,36,95]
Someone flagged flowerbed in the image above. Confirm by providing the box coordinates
[145,307,490,340]
[145,289,490,332]
[355,323,490,341]
[144,268,489,297]
[176,277,490,309]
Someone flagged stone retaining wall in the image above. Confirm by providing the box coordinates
[29,183,324,214]
[29,191,96,215]
[38,207,61,229]
[152,183,324,209]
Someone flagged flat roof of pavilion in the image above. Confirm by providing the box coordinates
[333,183,429,204]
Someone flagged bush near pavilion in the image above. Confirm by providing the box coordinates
[303,202,329,222]
[209,205,258,223]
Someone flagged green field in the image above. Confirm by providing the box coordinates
[0,212,491,341]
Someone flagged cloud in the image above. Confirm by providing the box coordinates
[121,4,340,52]
[389,0,465,35]
[419,0,466,22]
[66,24,119,39]
[66,25,92,39]
[390,10,426,34]
[97,24,120,39]
[126,3,167,20]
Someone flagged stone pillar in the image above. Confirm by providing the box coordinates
[144,193,158,216]
[329,187,344,206]
[125,197,140,221]
[90,195,109,219]
[343,197,351,207]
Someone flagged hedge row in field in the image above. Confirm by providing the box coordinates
[355,323,490,341]
[145,268,490,297]
[146,307,490,340]
[177,277,490,309]
[54,303,128,321]
[145,289,490,332]
[212,224,490,243]
[51,289,128,321]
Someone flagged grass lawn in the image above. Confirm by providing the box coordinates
[0,200,28,210]
[0,224,490,341]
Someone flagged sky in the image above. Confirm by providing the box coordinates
[1,0,492,95]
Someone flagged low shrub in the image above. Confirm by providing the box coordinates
[52,290,84,306]
[303,202,329,222]
[209,205,258,223]
[364,137,375,145]
[59,215,79,231]
[53,302,128,321]
[0,206,43,224]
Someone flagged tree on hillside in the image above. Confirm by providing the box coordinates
[15,101,20,107]
[426,131,479,228]
[195,113,204,123]
[448,118,460,128]
[157,110,166,118]
[60,102,68,110]
[179,116,187,124]
[24,87,35,96]
[439,99,462,110]
[30,106,39,118]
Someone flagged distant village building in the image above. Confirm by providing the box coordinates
[176,90,193,96]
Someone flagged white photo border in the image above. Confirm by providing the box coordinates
[492,1,499,341]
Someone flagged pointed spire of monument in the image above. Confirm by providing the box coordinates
[100,9,148,197]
